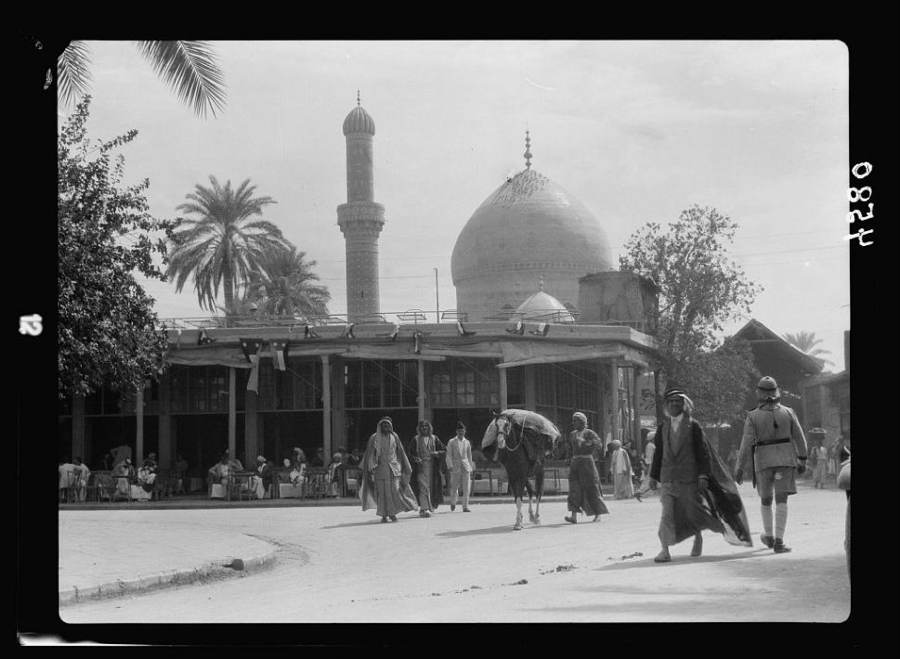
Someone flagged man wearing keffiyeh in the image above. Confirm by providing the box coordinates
[649,386,724,563]
[359,417,418,523]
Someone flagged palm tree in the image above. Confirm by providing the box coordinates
[783,331,834,366]
[57,41,225,118]
[166,176,288,318]
[245,245,331,321]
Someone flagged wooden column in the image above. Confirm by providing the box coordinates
[332,357,346,451]
[417,359,426,422]
[227,367,238,463]
[498,364,508,411]
[244,371,257,464]
[158,373,172,470]
[609,363,619,444]
[135,386,144,465]
[524,365,536,410]
[632,367,641,448]
[597,361,605,440]
[72,394,85,462]
[322,355,332,459]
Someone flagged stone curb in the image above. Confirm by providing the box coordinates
[59,542,278,607]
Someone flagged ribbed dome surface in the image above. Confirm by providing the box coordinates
[451,168,613,318]
[343,106,376,135]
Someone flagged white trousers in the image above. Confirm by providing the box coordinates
[449,470,472,507]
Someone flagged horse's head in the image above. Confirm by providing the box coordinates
[494,416,512,451]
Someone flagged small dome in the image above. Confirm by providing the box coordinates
[343,105,375,135]
[514,289,575,322]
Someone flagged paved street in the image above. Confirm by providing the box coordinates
[59,482,850,623]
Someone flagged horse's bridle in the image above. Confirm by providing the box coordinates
[496,418,524,452]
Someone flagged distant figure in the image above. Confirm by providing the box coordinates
[173,453,189,494]
[445,421,474,512]
[135,459,156,501]
[99,451,114,471]
[726,446,738,475]
[249,455,270,499]
[113,458,136,500]
[609,440,635,499]
[326,452,343,497]
[311,447,326,467]
[564,412,608,524]
[207,454,231,491]
[813,443,828,488]
[111,444,132,470]
[72,457,90,502]
[58,458,77,502]
[409,420,447,517]
[638,431,658,497]
[347,447,362,467]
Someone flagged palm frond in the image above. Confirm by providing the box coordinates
[136,41,226,118]
[57,41,92,108]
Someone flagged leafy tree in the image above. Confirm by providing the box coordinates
[784,330,834,367]
[166,176,289,318]
[619,205,758,422]
[244,244,331,320]
[57,40,226,118]
[58,97,175,399]
[676,337,759,426]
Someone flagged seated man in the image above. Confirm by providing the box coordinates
[207,454,231,497]
[134,459,157,501]
[326,452,343,497]
[58,458,77,502]
[248,455,270,499]
[113,458,135,500]
[72,457,90,502]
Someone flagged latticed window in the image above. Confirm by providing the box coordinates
[286,359,320,410]
[506,367,524,408]
[168,365,188,413]
[363,361,382,408]
[430,363,453,407]
[382,360,417,408]
[345,362,362,408]
[535,364,555,407]
[455,369,475,406]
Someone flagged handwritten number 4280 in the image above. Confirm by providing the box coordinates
[845,162,874,246]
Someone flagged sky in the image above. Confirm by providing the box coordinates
[67,40,850,370]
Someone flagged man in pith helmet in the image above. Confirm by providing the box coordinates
[735,376,808,553]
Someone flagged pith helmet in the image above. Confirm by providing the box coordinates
[757,376,778,391]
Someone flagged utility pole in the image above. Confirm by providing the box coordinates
[434,267,440,323]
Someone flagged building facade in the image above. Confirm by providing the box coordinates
[58,101,661,479]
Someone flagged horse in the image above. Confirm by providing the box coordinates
[485,415,558,531]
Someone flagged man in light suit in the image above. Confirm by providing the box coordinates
[446,421,474,512]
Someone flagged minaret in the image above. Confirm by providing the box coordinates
[337,91,385,323]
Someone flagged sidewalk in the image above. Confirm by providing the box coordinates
[58,515,278,607]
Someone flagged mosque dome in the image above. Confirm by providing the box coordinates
[343,104,375,135]
[451,146,614,320]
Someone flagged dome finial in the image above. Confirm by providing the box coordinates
[524,130,533,169]
[538,276,544,291]
[357,89,361,106]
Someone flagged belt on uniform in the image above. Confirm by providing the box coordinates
[750,438,791,487]
[756,438,791,447]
